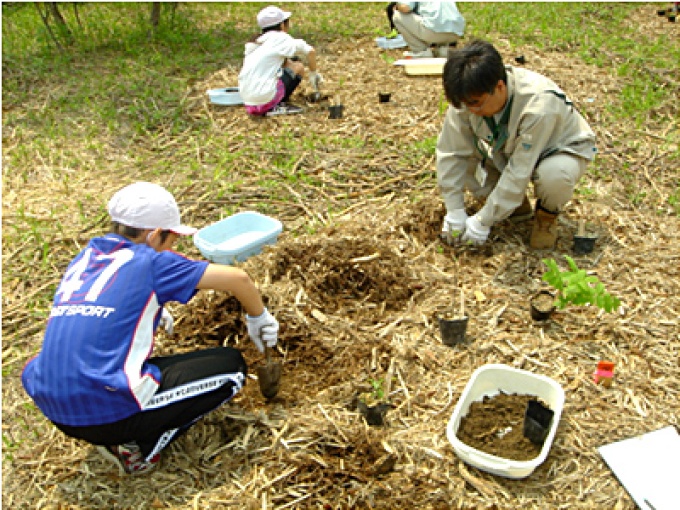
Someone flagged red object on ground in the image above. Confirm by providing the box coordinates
[593,361,615,386]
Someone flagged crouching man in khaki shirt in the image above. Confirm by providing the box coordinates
[436,39,597,249]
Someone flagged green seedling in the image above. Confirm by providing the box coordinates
[369,378,385,400]
[541,256,621,312]
[359,378,387,407]
[380,53,396,65]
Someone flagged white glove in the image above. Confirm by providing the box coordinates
[461,215,491,245]
[441,209,468,244]
[308,71,323,90]
[246,308,279,353]
[160,308,174,335]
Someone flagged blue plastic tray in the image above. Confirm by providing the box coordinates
[194,212,282,264]
[375,34,407,49]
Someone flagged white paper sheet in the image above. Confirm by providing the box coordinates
[598,426,680,510]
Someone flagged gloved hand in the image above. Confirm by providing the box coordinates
[308,71,324,90]
[461,215,491,246]
[246,308,279,353]
[441,209,468,244]
[160,308,174,335]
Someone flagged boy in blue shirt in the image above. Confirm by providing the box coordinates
[22,182,279,475]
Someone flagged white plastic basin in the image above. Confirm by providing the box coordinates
[193,211,282,264]
[375,34,407,49]
[207,87,243,106]
[446,363,565,479]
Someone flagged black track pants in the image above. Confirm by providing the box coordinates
[54,347,247,460]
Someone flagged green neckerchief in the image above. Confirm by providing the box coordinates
[482,94,514,152]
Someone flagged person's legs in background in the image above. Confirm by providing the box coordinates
[393,10,460,57]
[392,11,430,55]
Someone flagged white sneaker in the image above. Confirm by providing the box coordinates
[265,103,304,116]
[403,48,433,59]
[97,442,160,476]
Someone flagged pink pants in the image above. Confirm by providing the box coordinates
[245,80,285,116]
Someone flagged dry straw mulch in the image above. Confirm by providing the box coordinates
[3,6,679,510]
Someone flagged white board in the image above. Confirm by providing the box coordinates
[392,57,446,76]
[598,426,680,510]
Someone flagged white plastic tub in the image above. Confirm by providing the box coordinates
[446,364,565,479]
[207,87,243,106]
[193,212,282,264]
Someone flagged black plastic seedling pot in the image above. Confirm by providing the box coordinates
[438,316,469,346]
[329,104,344,119]
[523,400,554,445]
[378,93,392,103]
[573,219,597,254]
[573,235,597,254]
[357,400,391,426]
[530,291,555,321]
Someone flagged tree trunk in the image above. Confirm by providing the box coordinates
[34,2,63,51]
[46,2,73,44]
[150,3,161,29]
[73,2,82,30]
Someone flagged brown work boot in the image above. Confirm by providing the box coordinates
[530,203,558,249]
[509,195,533,222]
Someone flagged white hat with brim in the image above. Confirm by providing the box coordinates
[108,182,197,236]
[257,6,292,29]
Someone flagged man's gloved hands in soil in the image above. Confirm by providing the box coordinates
[308,71,324,90]
[441,209,468,245]
[246,308,279,353]
[160,308,174,336]
[461,215,490,245]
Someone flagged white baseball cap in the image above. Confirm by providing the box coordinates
[257,5,291,29]
[108,182,197,236]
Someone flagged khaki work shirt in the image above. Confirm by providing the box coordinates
[436,66,597,226]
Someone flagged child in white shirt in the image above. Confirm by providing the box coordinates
[238,6,323,116]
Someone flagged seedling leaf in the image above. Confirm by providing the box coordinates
[541,256,620,312]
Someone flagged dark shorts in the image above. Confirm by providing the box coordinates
[280,66,302,102]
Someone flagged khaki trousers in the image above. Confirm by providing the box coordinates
[393,11,460,52]
[464,153,588,213]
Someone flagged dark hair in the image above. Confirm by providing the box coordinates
[249,18,289,42]
[442,39,507,109]
[261,24,281,33]
[262,17,289,33]
[111,222,171,243]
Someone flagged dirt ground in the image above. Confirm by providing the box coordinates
[2,5,679,510]
[456,393,543,461]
